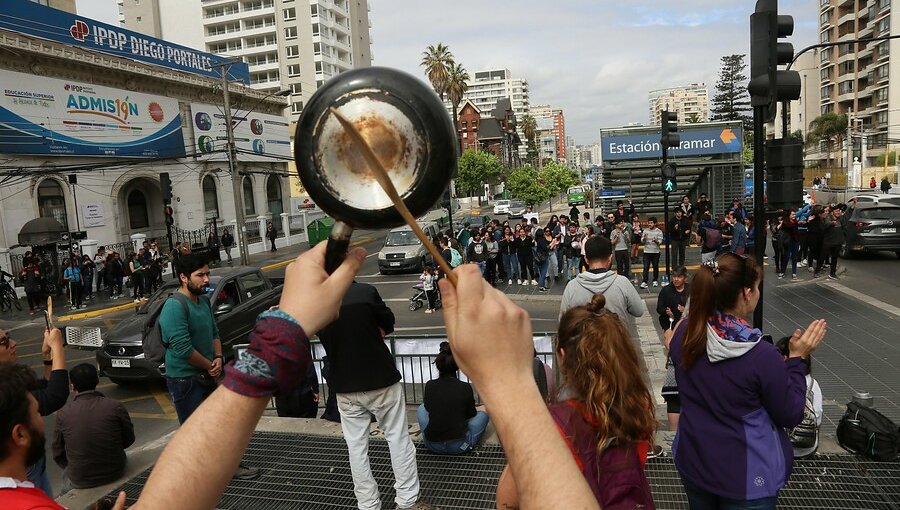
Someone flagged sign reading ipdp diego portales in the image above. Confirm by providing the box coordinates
[0,0,250,84]
[601,126,742,162]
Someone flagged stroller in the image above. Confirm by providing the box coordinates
[409,282,441,311]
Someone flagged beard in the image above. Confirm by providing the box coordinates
[186,281,205,296]
[25,425,46,467]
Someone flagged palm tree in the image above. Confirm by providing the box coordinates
[420,44,454,101]
[445,61,469,150]
[806,112,848,168]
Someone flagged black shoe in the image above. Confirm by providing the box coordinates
[233,463,259,480]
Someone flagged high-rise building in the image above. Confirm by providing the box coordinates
[445,68,530,157]
[30,0,75,13]
[818,0,895,169]
[531,105,566,163]
[648,83,709,125]
[118,0,372,122]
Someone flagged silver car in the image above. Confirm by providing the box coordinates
[507,201,527,219]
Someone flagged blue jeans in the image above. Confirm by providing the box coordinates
[26,455,52,496]
[779,240,800,275]
[167,375,215,424]
[537,257,550,288]
[682,478,778,510]
[568,256,581,280]
[502,253,519,280]
[474,261,486,275]
[548,252,559,277]
[417,404,489,455]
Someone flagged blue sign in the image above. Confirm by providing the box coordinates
[0,1,250,84]
[599,189,627,197]
[601,127,742,161]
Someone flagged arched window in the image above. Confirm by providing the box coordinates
[242,176,256,216]
[127,189,149,229]
[37,179,68,230]
[202,175,219,220]
[266,174,283,219]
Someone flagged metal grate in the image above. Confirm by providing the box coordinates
[64,326,103,348]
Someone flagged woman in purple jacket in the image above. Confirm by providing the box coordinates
[669,253,826,509]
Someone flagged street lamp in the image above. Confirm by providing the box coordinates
[210,58,288,264]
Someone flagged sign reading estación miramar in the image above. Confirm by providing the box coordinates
[601,124,743,162]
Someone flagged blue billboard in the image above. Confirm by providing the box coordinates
[0,0,250,84]
[601,127,742,161]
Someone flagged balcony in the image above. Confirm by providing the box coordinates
[821,0,833,12]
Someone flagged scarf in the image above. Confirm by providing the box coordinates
[708,311,764,343]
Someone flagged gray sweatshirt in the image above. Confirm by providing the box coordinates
[642,227,663,254]
[611,227,630,251]
[559,269,644,321]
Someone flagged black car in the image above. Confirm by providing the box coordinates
[95,266,283,384]
[842,204,900,258]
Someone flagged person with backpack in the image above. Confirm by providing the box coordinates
[159,253,258,480]
[496,293,657,509]
[775,337,822,458]
[63,258,84,310]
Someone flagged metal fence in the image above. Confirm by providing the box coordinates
[103,241,134,256]
[288,213,306,234]
[244,219,262,244]
[173,220,219,250]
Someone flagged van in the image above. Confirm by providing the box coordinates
[378,221,440,274]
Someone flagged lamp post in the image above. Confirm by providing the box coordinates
[211,59,288,264]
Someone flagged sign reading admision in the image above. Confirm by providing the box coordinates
[0,1,250,84]
[190,103,291,162]
[0,70,185,158]
[601,126,742,161]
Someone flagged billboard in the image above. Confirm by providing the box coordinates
[0,70,185,158]
[0,1,249,84]
[601,126,742,161]
[190,103,291,162]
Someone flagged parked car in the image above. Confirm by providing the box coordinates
[378,221,440,274]
[454,213,492,231]
[841,204,900,258]
[493,199,511,215]
[507,201,527,219]
[851,194,900,208]
[95,266,283,385]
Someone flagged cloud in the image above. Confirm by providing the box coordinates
[370,0,819,144]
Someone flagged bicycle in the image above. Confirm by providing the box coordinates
[0,276,22,312]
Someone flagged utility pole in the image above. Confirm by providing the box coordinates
[660,111,679,283]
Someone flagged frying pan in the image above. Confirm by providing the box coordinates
[294,67,457,272]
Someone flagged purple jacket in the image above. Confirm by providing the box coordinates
[669,321,807,500]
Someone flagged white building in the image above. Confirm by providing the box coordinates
[648,83,709,125]
[118,0,373,122]
[0,2,291,276]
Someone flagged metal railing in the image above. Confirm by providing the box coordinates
[244,219,262,244]
[103,241,134,256]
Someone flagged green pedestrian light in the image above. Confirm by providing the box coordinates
[661,162,677,194]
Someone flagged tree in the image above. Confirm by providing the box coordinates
[710,54,752,132]
[541,161,578,197]
[420,44,454,101]
[507,165,551,206]
[520,114,538,167]
[806,112,848,168]
[456,150,504,197]
[875,150,896,167]
[445,61,470,151]
[686,112,701,123]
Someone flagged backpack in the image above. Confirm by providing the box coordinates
[703,227,722,250]
[836,401,900,461]
[142,292,210,364]
[548,401,656,510]
[533,357,549,402]
[449,248,463,268]
[787,381,818,452]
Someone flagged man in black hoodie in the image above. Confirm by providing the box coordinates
[816,205,847,280]
[667,208,692,268]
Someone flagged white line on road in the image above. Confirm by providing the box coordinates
[822,281,900,318]
[384,298,411,302]
[371,280,419,285]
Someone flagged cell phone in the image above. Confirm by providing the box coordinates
[43,310,51,331]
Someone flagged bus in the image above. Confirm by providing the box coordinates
[567,186,586,206]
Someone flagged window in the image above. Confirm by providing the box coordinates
[214,281,242,308]
[284,26,297,39]
[290,83,302,95]
[136,16,142,23]
[285,45,299,58]
[876,87,889,102]
[313,42,321,55]
[238,272,268,299]
[127,190,149,229]
[37,179,68,230]
[202,175,219,220]
[283,7,295,20]
[266,175,283,218]
[312,23,319,36]
[839,61,854,75]
[820,84,833,98]
[838,80,854,94]
[287,64,301,76]
[820,30,830,43]
[315,61,322,72]
[242,177,256,216]
[310,4,318,15]
[291,101,303,114]
[879,16,890,34]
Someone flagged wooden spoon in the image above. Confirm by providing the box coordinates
[329,107,457,287]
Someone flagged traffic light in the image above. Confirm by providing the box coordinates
[661,111,680,149]
[164,205,175,227]
[160,172,172,204]
[748,0,801,122]
[766,138,803,210]
[661,162,677,194]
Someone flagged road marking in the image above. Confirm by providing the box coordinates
[128,412,178,421]
[257,236,376,272]
[385,298,412,302]
[366,252,379,258]
[371,280,419,285]
[394,326,447,331]
[151,387,179,419]
[57,301,140,322]
[822,281,900,318]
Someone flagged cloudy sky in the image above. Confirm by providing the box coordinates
[76,0,819,144]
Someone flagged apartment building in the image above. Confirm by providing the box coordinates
[531,104,566,163]
[118,0,372,122]
[818,0,896,168]
[647,83,710,125]
[30,0,75,12]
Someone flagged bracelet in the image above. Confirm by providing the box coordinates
[43,360,53,366]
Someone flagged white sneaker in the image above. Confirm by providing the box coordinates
[798,261,806,267]
[531,279,538,285]
[522,280,529,286]
[134,298,140,303]
[640,282,648,289]
[516,279,522,285]
[653,281,659,287]
[508,279,513,285]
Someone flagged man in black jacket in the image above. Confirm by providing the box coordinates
[816,205,847,280]
[317,282,432,510]
[667,208,692,268]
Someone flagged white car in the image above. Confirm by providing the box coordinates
[493,199,511,215]
[852,194,900,208]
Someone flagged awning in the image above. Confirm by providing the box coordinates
[18,217,66,246]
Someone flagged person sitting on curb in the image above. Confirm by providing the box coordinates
[417,342,489,455]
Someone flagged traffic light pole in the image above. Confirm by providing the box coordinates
[662,149,671,283]
[752,105,766,330]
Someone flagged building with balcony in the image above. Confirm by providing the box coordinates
[118,0,372,123]
[530,104,566,164]
[818,0,896,170]
[648,83,710,125]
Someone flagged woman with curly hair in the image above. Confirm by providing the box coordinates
[496,293,657,509]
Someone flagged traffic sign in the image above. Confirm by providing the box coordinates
[599,189,627,197]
